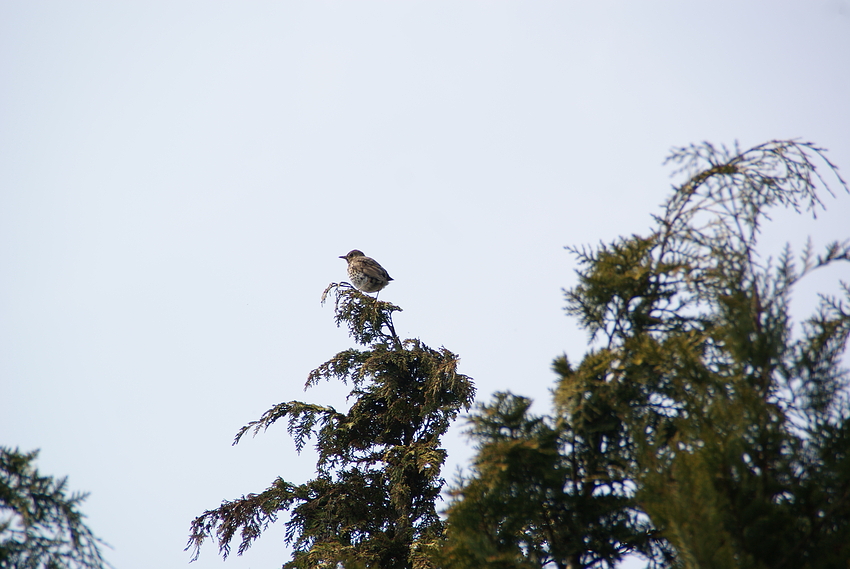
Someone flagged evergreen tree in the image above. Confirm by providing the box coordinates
[438,392,666,569]
[442,140,849,569]
[187,285,475,569]
[0,446,111,569]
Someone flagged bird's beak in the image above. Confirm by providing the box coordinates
[339,255,346,259]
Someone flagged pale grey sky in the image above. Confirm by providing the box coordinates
[2,2,849,568]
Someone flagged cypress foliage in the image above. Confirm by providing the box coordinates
[442,140,850,569]
[187,284,475,569]
[0,447,111,569]
[438,391,663,569]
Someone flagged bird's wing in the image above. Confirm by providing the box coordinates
[361,259,391,280]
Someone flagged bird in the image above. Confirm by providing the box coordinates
[339,250,393,294]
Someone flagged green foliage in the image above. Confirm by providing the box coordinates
[439,392,663,569]
[0,447,111,569]
[187,284,475,569]
[443,140,850,569]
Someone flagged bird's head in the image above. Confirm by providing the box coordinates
[340,250,365,261]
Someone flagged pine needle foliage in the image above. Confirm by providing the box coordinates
[0,447,111,569]
[442,140,850,569]
[187,284,475,569]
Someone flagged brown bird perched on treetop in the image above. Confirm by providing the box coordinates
[340,250,393,294]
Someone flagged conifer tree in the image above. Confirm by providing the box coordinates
[438,392,667,569]
[0,446,111,569]
[187,285,475,569]
[442,140,849,568]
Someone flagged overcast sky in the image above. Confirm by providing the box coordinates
[2,2,849,568]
